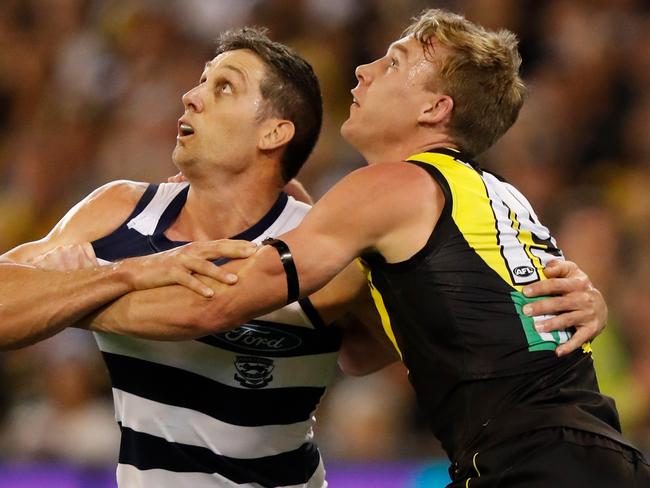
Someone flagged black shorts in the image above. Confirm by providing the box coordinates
[447,427,650,488]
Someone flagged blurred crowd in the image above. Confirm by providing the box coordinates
[0,0,648,468]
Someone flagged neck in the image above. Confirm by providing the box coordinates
[167,163,284,242]
[362,131,459,165]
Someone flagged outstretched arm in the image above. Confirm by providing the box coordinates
[80,163,442,338]
[0,181,253,350]
[81,165,610,360]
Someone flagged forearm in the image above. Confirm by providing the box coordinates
[78,285,212,340]
[0,263,133,349]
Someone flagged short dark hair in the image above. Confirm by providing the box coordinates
[214,27,323,182]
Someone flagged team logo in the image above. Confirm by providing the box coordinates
[234,356,275,388]
[513,265,535,278]
[213,324,302,353]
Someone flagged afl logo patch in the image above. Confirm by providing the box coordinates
[513,265,535,278]
[214,324,302,353]
[234,356,275,388]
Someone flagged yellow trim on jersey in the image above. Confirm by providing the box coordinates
[464,451,481,487]
[410,152,520,289]
[510,208,545,272]
[356,259,403,359]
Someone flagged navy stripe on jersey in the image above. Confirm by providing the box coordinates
[118,425,320,487]
[198,320,341,358]
[148,191,290,253]
[154,185,190,235]
[91,184,159,260]
[103,352,325,426]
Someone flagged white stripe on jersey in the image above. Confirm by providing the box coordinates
[127,182,190,235]
[117,460,327,488]
[255,301,319,329]
[95,333,339,389]
[256,197,311,242]
[98,189,333,487]
[112,389,315,459]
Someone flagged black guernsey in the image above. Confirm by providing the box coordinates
[360,148,635,461]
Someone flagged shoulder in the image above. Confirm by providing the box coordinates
[338,162,441,211]
[1,180,149,262]
[82,180,149,208]
[50,180,149,243]
[340,162,442,223]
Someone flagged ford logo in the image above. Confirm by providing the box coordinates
[213,324,302,352]
[513,265,535,277]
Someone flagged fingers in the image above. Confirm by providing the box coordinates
[523,293,589,317]
[555,328,592,357]
[31,244,97,271]
[523,276,590,298]
[184,240,257,260]
[167,172,186,183]
[533,310,586,334]
[542,260,579,279]
[182,255,238,285]
[174,271,215,298]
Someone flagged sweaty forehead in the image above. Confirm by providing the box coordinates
[390,35,446,64]
[205,49,268,82]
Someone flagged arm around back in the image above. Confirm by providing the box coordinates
[195,161,444,332]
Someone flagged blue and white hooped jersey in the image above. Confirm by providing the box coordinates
[92,182,341,488]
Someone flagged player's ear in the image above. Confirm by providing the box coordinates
[258,119,295,151]
[418,94,453,126]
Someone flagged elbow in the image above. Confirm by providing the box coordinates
[337,355,373,377]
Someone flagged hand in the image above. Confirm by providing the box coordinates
[522,260,607,357]
[167,172,187,183]
[120,239,257,297]
[30,243,98,271]
[283,179,313,205]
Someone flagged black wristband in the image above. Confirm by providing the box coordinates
[262,238,300,304]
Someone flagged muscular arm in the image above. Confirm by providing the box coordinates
[0,262,136,349]
[0,181,250,349]
[0,181,146,349]
[81,163,609,358]
[80,163,440,338]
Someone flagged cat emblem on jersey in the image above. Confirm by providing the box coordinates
[234,356,275,388]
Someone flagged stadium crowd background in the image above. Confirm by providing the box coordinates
[0,0,648,471]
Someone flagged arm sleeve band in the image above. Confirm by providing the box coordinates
[262,237,300,304]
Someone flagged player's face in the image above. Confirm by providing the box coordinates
[173,50,268,172]
[341,36,440,157]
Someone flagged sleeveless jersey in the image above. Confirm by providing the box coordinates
[360,148,629,461]
[92,182,340,487]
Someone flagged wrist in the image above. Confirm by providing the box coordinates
[112,258,138,292]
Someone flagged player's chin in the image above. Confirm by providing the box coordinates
[171,147,192,168]
[339,117,355,140]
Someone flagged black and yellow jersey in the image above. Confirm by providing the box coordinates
[360,148,629,460]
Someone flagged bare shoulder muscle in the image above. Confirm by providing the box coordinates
[2,180,147,262]
[308,161,443,263]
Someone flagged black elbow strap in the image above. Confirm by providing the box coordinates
[262,237,300,304]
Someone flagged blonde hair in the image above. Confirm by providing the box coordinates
[403,9,526,156]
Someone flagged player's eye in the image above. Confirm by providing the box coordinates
[220,82,233,94]
[389,57,398,69]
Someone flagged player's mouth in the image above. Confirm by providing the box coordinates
[351,90,360,108]
[177,120,195,138]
